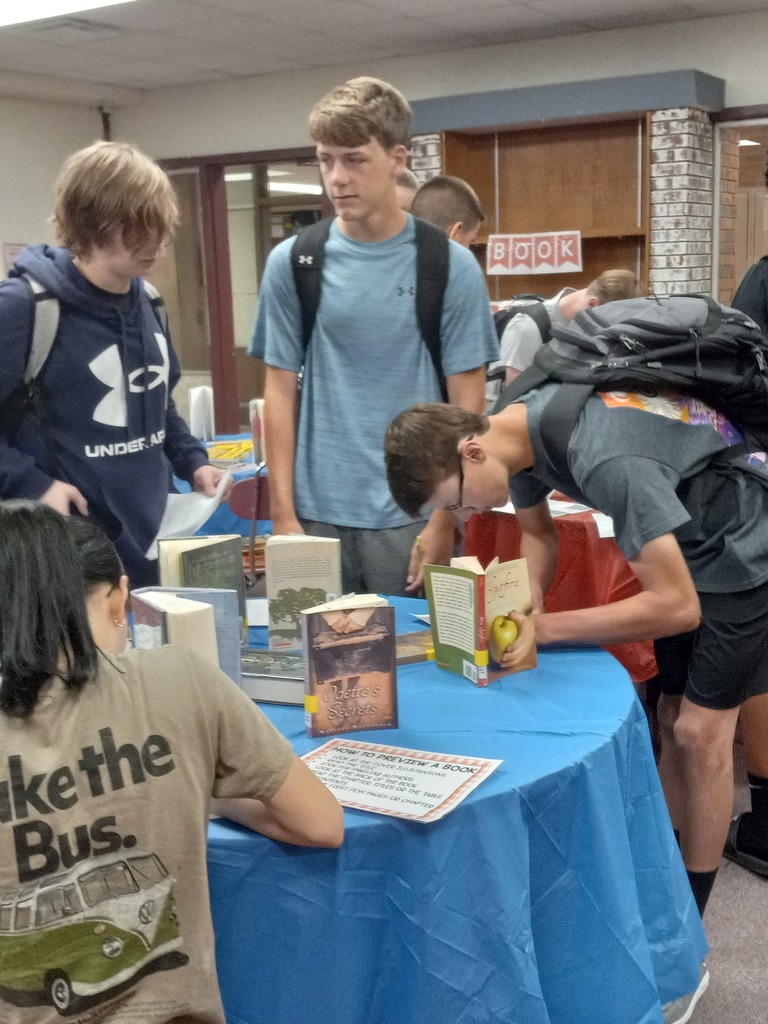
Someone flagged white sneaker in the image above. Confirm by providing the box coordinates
[661,964,710,1024]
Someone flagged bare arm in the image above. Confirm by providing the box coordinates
[515,501,559,612]
[211,756,344,848]
[263,365,303,535]
[406,367,488,592]
[533,532,701,646]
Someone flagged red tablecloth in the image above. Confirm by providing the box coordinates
[465,509,658,685]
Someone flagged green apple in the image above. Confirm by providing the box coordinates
[489,614,519,665]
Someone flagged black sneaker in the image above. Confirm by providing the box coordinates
[723,814,768,878]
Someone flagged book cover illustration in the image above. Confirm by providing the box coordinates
[395,630,434,666]
[265,536,342,650]
[302,602,398,738]
[424,556,536,686]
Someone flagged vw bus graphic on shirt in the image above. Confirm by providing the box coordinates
[0,848,187,1015]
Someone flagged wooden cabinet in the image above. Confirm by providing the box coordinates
[443,119,648,301]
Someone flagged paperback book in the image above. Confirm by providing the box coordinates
[424,555,536,686]
[300,595,398,738]
[132,586,242,686]
[130,589,220,671]
[157,533,247,638]
[265,534,342,651]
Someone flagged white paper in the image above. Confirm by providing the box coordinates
[145,471,231,559]
[247,597,269,627]
[411,613,431,625]
[592,512,615,538]
[188,385,216,441]
[303,739,502,823]
[491,497,595,517]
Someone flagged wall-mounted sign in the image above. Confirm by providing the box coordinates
[486,231,582,275]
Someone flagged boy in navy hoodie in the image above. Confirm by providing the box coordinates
[0,140,229,586]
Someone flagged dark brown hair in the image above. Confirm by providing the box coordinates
[384,404,488,517]
[411,175,486,232]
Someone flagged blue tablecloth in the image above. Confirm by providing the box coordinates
[208,598,707,1024]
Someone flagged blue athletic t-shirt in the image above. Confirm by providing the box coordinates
[251,216,498,528]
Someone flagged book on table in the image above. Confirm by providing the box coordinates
[132,586,242,686]
[130,589,220,672]
[300,594,398,738]
[423,555,536,686]
[157,534,247,639]
[240,649,305,705]
[395,629,434,666]
[265,534,342,651]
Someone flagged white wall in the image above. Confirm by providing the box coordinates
[0,97,102,259]
[115,10,768,160]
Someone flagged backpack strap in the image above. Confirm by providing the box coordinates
[143,279,169,334]
[21,273,60,383]
[492,365,593,483]
[523,302,552,345]
[413,217,449,400]
[487,302,552,384]
[291,217,334,355]
[291,216,450,399]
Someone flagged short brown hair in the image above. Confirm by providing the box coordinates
[52,140,179,257]
[411,175,486,232]
[586,269,640,303]
[308,76,411,150]
[385,404,488,517]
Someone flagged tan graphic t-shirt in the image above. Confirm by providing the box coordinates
[0,646,293,1023]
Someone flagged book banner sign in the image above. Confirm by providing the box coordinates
[486,231,582,275]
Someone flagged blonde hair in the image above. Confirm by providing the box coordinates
[51,140,179,257]
[308,76,411,150]
[586,269,640,303]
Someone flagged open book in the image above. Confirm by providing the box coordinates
[300,595,398,738]
[424,555,536,686]
[158,533,246,638]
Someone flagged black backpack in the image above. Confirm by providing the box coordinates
[494,293,768,477]
[486,298,549,388]
[290,216,450,399]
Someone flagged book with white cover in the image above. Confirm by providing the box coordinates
[265,535,342,651]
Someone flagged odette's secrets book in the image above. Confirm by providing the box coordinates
[132,586,242,686]
[300,595,398,738]
[157,534,247,638]
[424,556,536,686]
[130,589,220,671]
[265,535,342,651]
[240,650,305,705]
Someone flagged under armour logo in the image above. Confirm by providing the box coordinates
[397,286,416,297]
[88,333,170,427]
[298,255,314,265]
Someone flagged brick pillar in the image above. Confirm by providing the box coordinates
[649,108,714,295]
[718,127,740,303]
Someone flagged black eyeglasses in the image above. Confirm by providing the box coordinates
[444,434,473,512]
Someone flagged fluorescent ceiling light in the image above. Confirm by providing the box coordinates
[0,1,137,29]
[269,182,323,195]
[739,139,761,146]
[225,172,253,182]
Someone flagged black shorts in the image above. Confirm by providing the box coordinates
[654,578,768,710]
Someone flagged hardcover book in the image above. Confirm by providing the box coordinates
[265,535,342,651]
[300,595,398,738]
[240,649,305,705]
[423,555,536,686]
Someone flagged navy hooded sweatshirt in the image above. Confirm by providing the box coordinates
[0,245,210,586]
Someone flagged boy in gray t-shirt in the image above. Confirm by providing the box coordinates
[383,391,768,934]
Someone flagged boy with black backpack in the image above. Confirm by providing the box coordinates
[384,296,768,1016]
[0,141,229,586]
[249,76,497,596]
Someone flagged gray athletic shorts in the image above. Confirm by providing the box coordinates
[654,578,768,710]
[299,519,425,597]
